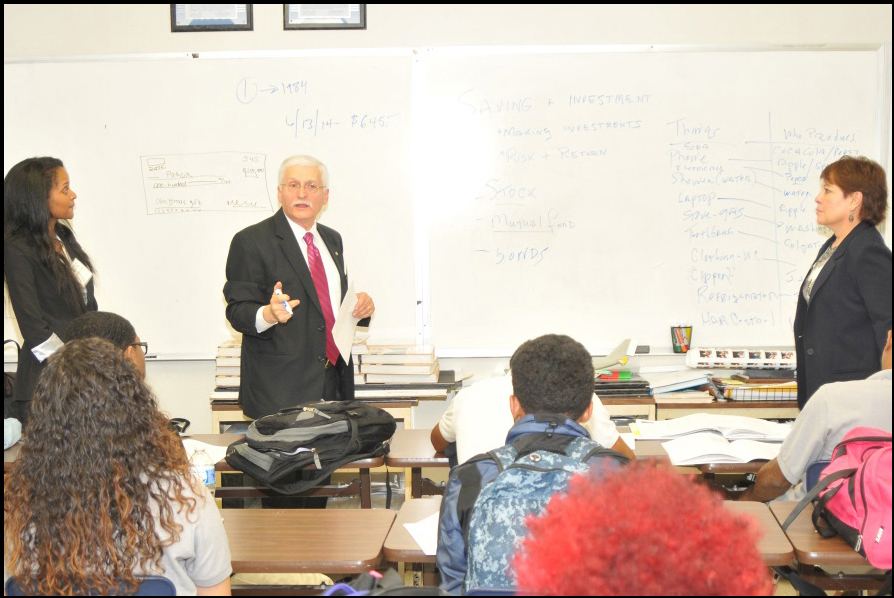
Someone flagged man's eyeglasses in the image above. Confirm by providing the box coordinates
[279,181,324,194]
[128,342,148,355]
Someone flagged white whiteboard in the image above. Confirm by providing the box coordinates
[4,52,416,357]
[4,47,889,358]
[419,48,887,354]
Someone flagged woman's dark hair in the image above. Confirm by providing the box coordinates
[4,157,94,310]
[64,311,136,350]
[3,338,199,596]
[820,155,888,226]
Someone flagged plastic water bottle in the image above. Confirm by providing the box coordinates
[189,448,216,498]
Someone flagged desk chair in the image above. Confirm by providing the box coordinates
[805,459,830,491]
[5,575,176,596]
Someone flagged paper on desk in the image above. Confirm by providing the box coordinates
[333,280,361,361]
[182,438,228,464]
[404,511,439,556]
[620,432,636,451]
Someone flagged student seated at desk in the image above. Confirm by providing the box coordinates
[63,310,147,378]
[3,339,232,596]
[430,373,635,465]
[437,334,630,594]
[739,330,892,503]
[514,462,772,595]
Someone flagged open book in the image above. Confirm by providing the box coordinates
[661,432,781,466]
[632,413,790,441]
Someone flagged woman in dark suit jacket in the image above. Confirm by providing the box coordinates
[4,157,97,423]
[794,156,891,409]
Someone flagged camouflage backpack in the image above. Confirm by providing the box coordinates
[464,420,628,593]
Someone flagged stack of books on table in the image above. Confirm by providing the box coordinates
[593,372,652,398]
[211,339,241,402]
[358,344,439,384]
[639,369,717,403]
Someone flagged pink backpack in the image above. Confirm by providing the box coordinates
[784,427,891,570]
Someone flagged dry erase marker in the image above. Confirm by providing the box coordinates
[274,288,293,314]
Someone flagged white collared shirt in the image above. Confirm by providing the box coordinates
[255,219,344,333]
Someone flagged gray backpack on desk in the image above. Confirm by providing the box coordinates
[464,415,629,593]
[225,400,396,495]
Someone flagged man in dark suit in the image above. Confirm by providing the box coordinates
[224,155,374,419]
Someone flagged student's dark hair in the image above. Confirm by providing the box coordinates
[64,311,136,350]
[4,157,94,311]
[510,334,594,420]
[820,155,888,226]
[3,338,199,596]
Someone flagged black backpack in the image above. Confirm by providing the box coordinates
[225,400,396,495]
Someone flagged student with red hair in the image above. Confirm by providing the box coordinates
[514,462,772,596]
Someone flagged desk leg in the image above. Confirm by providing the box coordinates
[411,467,423,499]
[359,468,372,509]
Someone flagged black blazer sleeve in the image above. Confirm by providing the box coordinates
[223,228,276,341]
[850,236,893,356]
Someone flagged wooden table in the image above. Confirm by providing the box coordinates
[380,497,791,568]
[657,400,799,421]
[384,497,442,564]
[724,501,793,566]
[224,508,396,574]
[769,501,888,591]
[386,428,448,498]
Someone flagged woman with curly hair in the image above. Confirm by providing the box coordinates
[513,462,772,596]
[4,157,97,425]
[3,338,232,595]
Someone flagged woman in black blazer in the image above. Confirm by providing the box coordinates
[794,156,891,409]
[4,157,97,423]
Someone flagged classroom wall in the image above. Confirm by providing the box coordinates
[5,4,892,433]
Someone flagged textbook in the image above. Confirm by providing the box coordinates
[360,352,436,365]
[632,413,790,441]
[365,372,440,384]
[210,390,239,400]
[642,370,711,394]
[652,390,714,404]
[215,356,241,367]
[217,339,241,357]
[360,362,439,375]
[661,432,782,466]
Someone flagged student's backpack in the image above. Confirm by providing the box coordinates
[782,426,892,570]
[464,417,629,593]
[225,400,396,494]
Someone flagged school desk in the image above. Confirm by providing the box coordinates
[380,497,792,568]
[223,508,396,574]
[769,501,889,592]
[657,399,799,421]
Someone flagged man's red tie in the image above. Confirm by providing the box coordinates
[304,232,340,365]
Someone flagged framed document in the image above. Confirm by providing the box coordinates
[171,4,253,32]
[284,4,366,30]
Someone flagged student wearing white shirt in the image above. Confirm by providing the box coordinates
[431,372,635,464]
[739,329,892,502]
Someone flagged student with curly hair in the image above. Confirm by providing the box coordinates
[3,338,232,596]
[514,462,772,596]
